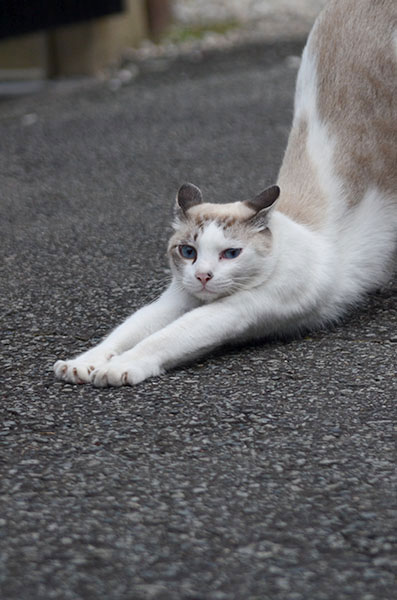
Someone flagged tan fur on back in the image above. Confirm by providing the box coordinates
[313,0,397,204]
[277,119,328,229]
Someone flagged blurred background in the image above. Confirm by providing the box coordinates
[0,0,327,81]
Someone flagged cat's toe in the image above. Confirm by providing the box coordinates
[54,360,76,382]
[124,362,162,385]
[72,367,87,384]
[91,368,110,388]
[105,366,126,387]
[54,360,67,378]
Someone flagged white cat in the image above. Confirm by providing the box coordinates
[54,0,397,387]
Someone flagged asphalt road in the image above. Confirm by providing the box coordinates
[1,40,396,600]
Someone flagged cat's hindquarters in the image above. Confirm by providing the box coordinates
[334,188,397,305]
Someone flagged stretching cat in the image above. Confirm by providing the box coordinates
[54,0,397,387]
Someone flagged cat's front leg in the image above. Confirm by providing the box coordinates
[91,294,252,387]
[54,282,198,384]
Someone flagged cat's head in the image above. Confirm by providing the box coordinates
[168,183,280,302]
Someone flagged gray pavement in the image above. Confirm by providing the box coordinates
[1,39,396,600]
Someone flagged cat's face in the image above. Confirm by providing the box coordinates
[168,184,280,302]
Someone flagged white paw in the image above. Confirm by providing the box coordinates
[53,348,116,384]
[91,357,161,387]
[54,359,96,384]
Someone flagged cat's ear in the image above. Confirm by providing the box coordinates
[175,183,203,217]
[244,185,280,230]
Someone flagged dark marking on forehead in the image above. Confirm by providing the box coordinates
[193,213,240,230]
[220,216,238,228]
[193,214,210,227]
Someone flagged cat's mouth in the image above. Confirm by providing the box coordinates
[183,277,223,299]
[192,285,219,300]
[195,285,233,302]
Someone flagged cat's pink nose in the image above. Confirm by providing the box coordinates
[196,271,213,285]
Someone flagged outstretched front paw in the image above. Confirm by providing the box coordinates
[91,357,161,387]
[54,348,116,384]
[54,359,96,384]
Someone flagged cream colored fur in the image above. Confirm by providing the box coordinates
[54,0,397,387]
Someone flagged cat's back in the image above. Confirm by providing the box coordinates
[307,0,397,202]
[278,0,397,227]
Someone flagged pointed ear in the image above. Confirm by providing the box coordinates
[175,183,203,216]
[244,185,280,230]
[245,185,280,213]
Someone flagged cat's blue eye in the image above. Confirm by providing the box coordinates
[179,244,197,260]
[221,248,242,260]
